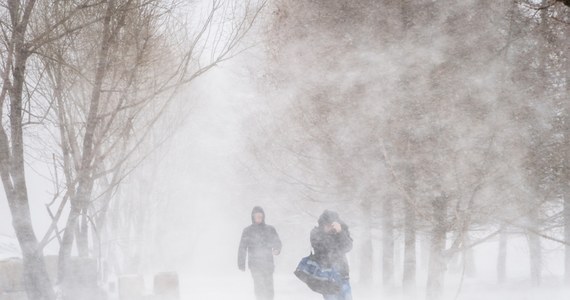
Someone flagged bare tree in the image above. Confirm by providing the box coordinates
[0,0,101,298]
[30,0,267,294]
[0,0,266,298]
[253,1,567,300]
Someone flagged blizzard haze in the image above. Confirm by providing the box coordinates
[0,0,569,300]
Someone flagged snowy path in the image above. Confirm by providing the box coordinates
[177,273,570,300]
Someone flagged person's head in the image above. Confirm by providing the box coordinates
[318,210,339,232]
[251,206,265,225]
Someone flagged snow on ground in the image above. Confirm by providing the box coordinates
[176,272,570,300]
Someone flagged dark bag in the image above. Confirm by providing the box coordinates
[294,253,342,294]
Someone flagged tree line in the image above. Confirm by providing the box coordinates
[248,1,569,299]
[0,0,265,299]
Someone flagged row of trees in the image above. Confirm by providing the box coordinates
[248,1,568,299]
[0,0,265,299]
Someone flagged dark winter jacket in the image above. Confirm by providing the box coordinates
[310,210,353,277]
[238,207,282,272]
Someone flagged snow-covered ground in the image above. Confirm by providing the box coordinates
[176,273,570,300]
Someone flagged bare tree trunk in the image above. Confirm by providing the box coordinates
[565,185,570,284]
[563,102,570,284]
[563,14,570,285]
[58,177,97,290]
[360,199,373,285]
[527,209,542,287]
[77,208,90,257]
[382,197,394,287]
[0,2,56,298]
[403,199,416,292]
[2,158,56,300]
[561,88,569,286]
[497,223,507,284]
[528,233,541,286]
[426,196,447,300]
[58,0,115,285]
[58,204,79,283]
[420,234,430,273]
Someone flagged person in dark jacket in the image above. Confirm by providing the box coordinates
[238,206,282,300]
[311,210,353,300]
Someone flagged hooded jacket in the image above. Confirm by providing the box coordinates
[310,210,353,277]
[238,207,282,272]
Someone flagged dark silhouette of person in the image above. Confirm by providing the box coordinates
[311,210,353,300]
[238,206,282,300]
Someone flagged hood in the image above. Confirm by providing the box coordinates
[251,206,265,224]
[318,209,340,227]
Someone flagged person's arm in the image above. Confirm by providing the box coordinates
[310,228,327,256]
[337,223,353,253]
[238,228,248,271]
[271,226,282,255]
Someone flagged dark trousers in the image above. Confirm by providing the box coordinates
[323,278,352,300]
[251,269,274,300]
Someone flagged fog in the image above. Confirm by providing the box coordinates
[0,0,569,300]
